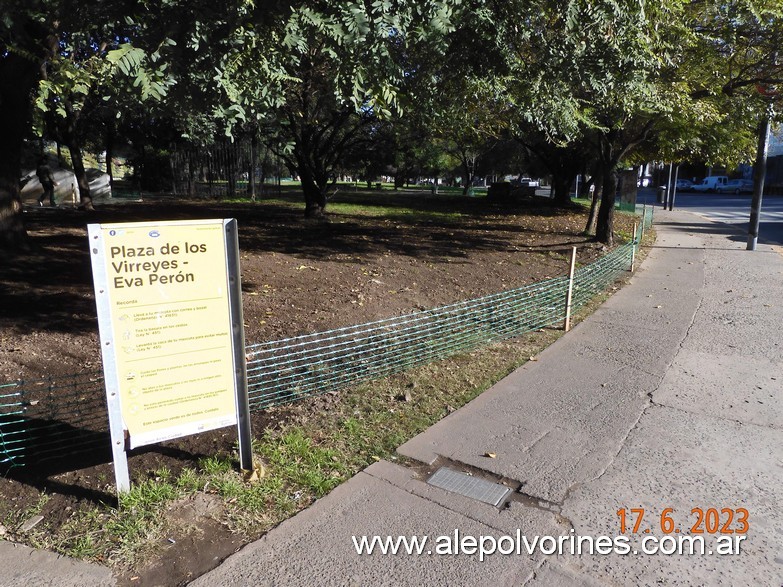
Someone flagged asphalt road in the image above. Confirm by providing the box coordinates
[638,189,783,246]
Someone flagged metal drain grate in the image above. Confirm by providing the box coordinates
[427,467,511,507]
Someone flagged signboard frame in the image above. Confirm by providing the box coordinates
[89,218,252,493]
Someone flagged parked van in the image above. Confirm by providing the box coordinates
[691,176,728,192]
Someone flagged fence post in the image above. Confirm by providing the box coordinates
[641,204,646,243]
[630,222,638,272]
[564,246,577,332]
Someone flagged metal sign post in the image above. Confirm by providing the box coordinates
[668,165,679,211]
[224,220,253,472]
[747,109,772,251]
[89,224,131,492]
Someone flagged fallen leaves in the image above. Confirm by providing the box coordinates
[242,461,266,484]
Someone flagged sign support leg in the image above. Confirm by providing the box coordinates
[88,225,131,494]
[224,220,253,471]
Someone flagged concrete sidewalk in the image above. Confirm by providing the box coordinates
[0,540,114,587]
[192,210,782,587]
[2,210,781,586]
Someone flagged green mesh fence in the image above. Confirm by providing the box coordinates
[0,373,111,469]
[246,276,569,410]
[0,383,25,466]
[571,242,635,310]
[0,206,653,468]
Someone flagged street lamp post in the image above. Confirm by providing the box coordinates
[668,164,679,211]
[747,106,772,251]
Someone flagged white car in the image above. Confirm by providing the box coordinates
[515,177,540,187]
[675,179,694,191]
[691,176,728,192]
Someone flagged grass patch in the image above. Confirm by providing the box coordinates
[226,190,470,224]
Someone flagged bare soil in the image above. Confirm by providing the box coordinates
[0,190,634,585]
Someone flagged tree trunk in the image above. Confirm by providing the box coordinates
[585,178,602,235]
[68,142,94,210]
[551,173,573,205]
[0,51,38,249]
[459,151,476,196]
[303,182,326,217]
[461,162,473,195]
[595,166,617,245]
[249,133,258,201]
[298,165,326,217]
[61,102,93,210]
[258,144,267,195]
[0,144,28,250]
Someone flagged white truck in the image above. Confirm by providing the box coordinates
[691,176,728,192]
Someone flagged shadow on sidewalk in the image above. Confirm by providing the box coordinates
[653,219,783,247]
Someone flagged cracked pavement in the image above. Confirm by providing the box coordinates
[191,210,782,587]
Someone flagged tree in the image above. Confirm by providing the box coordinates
[652,1,783,167]
[213,2,461,216]
[0,0,181,245]
[0,4,56,248]
[498,0,677,243]
[5,0,780,247]
[430,79,505,194]
[514,133,594,206]
[280,104,376,214]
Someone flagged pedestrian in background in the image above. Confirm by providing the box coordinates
[36,156,58,206]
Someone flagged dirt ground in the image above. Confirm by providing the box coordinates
[0,190,634,585]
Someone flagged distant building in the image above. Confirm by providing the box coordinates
[770,124,783,157]
[767,124,783,193]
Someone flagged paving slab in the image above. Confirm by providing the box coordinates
[653,350,782,428]
[0,540,114,587]
[539,405,782,587]
[528,215,783,587]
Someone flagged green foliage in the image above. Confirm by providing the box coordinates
[655,0,783,166]
[3,0,781,220]
[212,1,461,131]
[105,42,175,101]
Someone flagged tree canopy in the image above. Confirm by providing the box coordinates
[1,0,782,246]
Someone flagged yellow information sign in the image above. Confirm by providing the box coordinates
[90,219,241,449]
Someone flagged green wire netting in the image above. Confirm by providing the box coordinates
[0,206,653,468]
[246,274,570,410]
